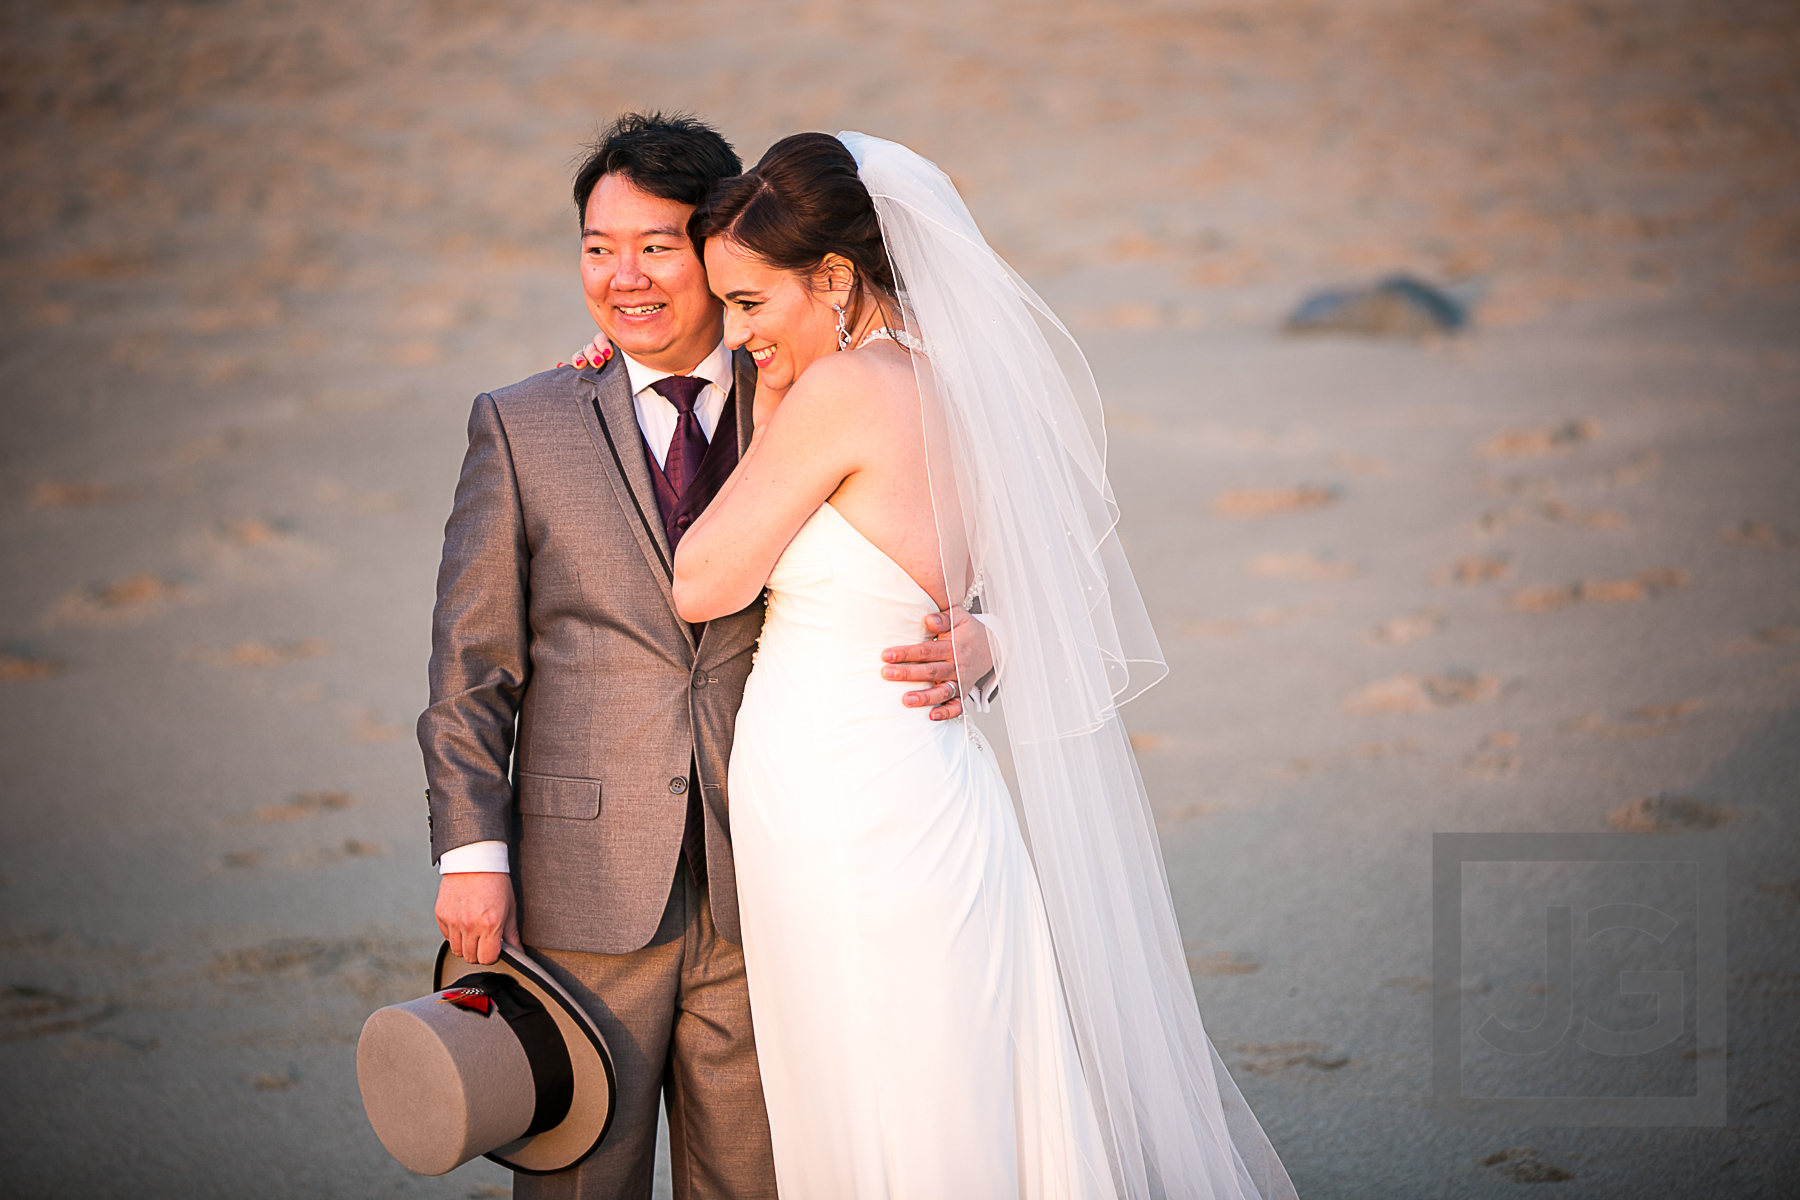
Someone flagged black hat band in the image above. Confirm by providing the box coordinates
[444,972,575,1136]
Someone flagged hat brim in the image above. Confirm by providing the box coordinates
[434,942,617,1175]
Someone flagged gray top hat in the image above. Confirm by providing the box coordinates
[357,943,616,1176]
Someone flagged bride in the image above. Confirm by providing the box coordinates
[640,131,1293,1199]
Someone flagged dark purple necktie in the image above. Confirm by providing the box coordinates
[650,374,712,884]
[651,375,710,507]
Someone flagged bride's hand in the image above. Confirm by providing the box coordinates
[555,330,613,370]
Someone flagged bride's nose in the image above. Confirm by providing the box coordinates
[722,304,751,349]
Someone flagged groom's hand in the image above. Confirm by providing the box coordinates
[435,872,519,965]
[882,605,993,721]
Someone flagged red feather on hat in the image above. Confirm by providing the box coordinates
[438,987,494,1016]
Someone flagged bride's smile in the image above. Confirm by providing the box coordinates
[704,236,886,394]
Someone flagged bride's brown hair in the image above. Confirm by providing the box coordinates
[689,133,897,301]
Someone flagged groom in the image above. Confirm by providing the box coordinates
[419,112,989,1199]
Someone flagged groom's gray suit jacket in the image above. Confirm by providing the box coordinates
[419,350,764,955]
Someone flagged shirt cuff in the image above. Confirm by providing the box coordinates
[438,840,510,875]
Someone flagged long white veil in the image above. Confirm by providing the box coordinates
[841,131,1297,1200]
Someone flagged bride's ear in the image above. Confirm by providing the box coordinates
[818,254,856,299]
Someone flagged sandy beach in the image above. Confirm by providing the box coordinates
[2,1,1797,1196]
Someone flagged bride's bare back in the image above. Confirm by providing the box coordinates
[815,341,951,608]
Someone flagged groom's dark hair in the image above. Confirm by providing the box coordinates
[573,112,742,224]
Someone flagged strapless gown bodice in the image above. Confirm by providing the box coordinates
[727,502,1114,1200]
[750,501,949,743]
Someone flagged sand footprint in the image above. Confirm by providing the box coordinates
[47,574,187,627]
[1721,520,1799,548]
[1722,627,1799,655]
[0,651,63,682]
[285,840,384,868]
[0,983,115,1043]
[207,937,377,987]
[1367,607,1444,645]
[1232,1041,1352,1075]
[1563,697,1706,739]
[1477,419,1597,459]
[1248,551,1358,580]
[198,519,327,581]
[1511,568,1687,612]
[1478,501,1624,534]
[257,790,353,823]
[1464,731,1520,778]
[1186,946,1260,976]
[352,711,407,743]
[1344,670,1503,714]
[1212,486,1339,517]
[214,639,328,668]
[1280,740,1419,777]
[1480,1148,1575,1184]
[1436,554,1509,585]
[1606,794,1730,831]
[32,481,117,507]
[251,1067,302,1092]
[1155,801,1216,824]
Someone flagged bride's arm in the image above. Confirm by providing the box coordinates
[672,352,878,622]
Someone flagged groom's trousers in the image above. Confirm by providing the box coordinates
[516,860,777,1200]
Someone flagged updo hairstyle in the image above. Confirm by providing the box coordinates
[689,133,897,305]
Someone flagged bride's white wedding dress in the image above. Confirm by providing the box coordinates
[729,500,1116,1200]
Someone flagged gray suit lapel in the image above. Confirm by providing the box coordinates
[575,359,696,652]
[731,347,756,453]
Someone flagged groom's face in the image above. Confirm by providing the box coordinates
[581,173,723,373]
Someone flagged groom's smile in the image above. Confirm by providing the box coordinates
[581,172,724,374]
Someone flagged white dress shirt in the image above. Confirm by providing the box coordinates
[439,341,993,875]
[624,339,734,470]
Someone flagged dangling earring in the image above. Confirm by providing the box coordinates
[833,302,850,352]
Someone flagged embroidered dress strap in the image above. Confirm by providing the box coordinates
[855,325,925,353]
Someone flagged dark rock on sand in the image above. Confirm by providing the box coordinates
[1285,274,1469,337]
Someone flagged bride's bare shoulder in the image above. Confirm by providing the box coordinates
[787,343,918,420]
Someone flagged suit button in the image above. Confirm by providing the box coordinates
[669,777,688,795]
[691,672,708,690]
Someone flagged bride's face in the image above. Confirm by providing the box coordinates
[704,237,845,392]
